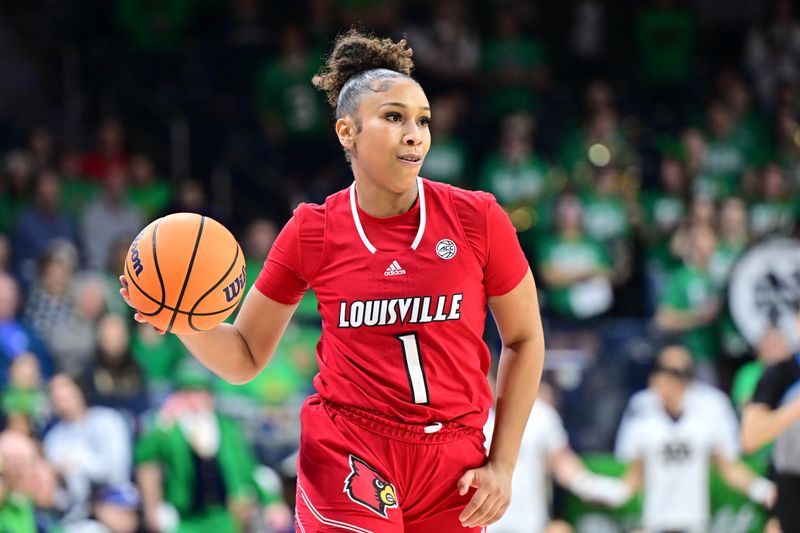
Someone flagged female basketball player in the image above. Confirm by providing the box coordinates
[121,30,544,532]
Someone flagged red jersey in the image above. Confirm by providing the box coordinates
[256,178,528,429]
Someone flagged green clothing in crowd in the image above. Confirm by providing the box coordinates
[635,5,694,88]
[421,138,469,187]
[536,234,612,320]
[660,264,718,362]
[478,153,552,209]
[0,494,35,533]
[135,413,278,522]
[640,190,685,269]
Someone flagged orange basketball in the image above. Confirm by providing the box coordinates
[123,213,247,334]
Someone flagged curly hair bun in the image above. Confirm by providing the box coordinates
[312,29,415,108]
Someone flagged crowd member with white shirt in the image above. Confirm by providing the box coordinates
[485,380,631,533]
[42,373,131,524]
[616,345,774,533]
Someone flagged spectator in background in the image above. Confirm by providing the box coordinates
[22,242,84,372]
[80,162,143,272]
[749,163,797,238]
[89,483,142,533]
[25,125,57,174]
[0,272,49,380]
[253,25,328,188]
[12,169,77,289]
[635,0,695,105]
[697,99,752,198]
[0,437,36,532]
[80,118,131,181]
[773,105,800,186]
[656,223,721,383]
[0,428,70,530]
[1,353,49,434]
[536,192,612,351]
[568,0,608,82]
[135,363,289,533]
[43,374,132,525]
[80,313,148,419]
[640,155,689,310]
[580,166,633,285]
[162,179,221,221]
[716,69,771,164]
[0,150,35,235]
[712,197,751,361]
[482,7,550,118]
[479,111,554,223]
[745,0,800,109]
[46,274,108,378]
[559,109,636,182]
[419,93,470,187]
[127,153,172,220]
[617,346,774,532]
[131,320,187,404]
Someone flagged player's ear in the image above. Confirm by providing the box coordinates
[335,116,356,151]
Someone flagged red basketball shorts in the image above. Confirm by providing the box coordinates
[295,394,487,532]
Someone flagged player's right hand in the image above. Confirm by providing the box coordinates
[119,275,165,334]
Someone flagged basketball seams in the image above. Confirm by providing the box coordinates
[187,241,243,331]
[165,216,206,333]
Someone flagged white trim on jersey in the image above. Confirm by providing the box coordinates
[410,176,426,250]
[297,483,375,533]
[349,177,427,254]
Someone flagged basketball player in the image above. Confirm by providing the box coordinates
[121,30,544,531]
[616,345,774,532]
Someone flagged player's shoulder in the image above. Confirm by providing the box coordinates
[425,178,495,207]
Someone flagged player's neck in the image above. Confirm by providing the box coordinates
[354,177,418,218]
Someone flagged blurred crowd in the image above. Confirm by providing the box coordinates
[1,0,800,531]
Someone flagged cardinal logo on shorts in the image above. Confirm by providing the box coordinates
[343,455,398,518]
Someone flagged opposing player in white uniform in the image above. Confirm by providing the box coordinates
[485,383,630,533]
[616,345,774,532]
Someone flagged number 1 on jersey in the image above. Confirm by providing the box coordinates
[396,333,430,404]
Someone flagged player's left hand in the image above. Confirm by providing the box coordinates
[457,461,512,528]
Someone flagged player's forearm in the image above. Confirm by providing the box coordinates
[176,323,264,384]
[741,402,800,453]
[488,336,545,473]
[716,457,775,506]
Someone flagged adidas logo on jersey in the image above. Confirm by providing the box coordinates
[384,260,406,276]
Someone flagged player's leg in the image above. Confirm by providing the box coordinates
[295,395,404,533]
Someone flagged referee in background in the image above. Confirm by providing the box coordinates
[741,324,800,531]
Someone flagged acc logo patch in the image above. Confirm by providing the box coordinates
[343,455,398,518]
[436,239,457,260]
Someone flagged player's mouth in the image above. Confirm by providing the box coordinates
[397,153,423,167]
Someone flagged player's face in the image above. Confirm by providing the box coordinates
[349,78,431,194]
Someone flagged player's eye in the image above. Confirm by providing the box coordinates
[385,112,402,122]
[419,116,431,127]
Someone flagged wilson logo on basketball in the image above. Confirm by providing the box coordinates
[222,266,246,303]
[130,230,145,277]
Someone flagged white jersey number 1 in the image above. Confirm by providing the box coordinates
[396,333,430,404]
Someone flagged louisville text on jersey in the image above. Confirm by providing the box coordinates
[338,294,463,328]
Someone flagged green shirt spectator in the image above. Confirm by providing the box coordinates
[537,234,613,319]
[658,263,718,362]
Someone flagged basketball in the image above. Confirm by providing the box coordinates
[123,213,247,334]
